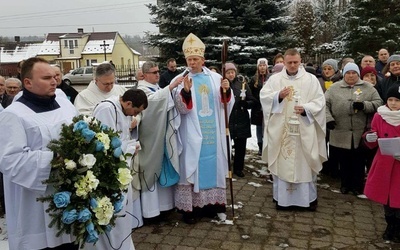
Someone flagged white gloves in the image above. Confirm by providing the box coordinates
[366,132,378,142]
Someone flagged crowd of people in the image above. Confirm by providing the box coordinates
[0,32,400,249]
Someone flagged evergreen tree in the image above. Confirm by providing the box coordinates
[313,0,339,45]
[287,0,316,57]
[341,0,400,57]
[144,0,290,74]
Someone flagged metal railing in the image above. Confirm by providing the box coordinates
[114,65,139,88]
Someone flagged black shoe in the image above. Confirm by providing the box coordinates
[183,212,196,224]
[257,142,262,156]
[383,224,395,241]
[352,189,364,195]
[340,187,349,194]
[383,216,396,241]
[308,199,318,212]
[234,171,245,177]
[143,215,161,225]
[392,219,400,243]
[275,203,290,211]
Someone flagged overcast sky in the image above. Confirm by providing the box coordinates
[0,0,158,38]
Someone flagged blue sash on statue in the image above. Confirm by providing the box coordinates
[193,73,217,189]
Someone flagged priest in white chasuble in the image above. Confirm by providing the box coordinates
[172,33,234,224]
[74,63,127,115]
[260,48,327,211]
[137,61,184,222]
[0,57,79,250]
[90,89,147,250]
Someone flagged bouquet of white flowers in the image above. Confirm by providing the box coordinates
[38,115,133,247]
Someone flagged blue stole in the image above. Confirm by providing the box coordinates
[193,73,218,189]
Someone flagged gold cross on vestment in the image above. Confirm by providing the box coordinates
[286,183,297,193]
[188,37,195,45]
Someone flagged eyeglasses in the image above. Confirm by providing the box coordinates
[7,86,20,90]
[97,80,115,87]
[145,70,160,74]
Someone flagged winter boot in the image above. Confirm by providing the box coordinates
[383,215,396,241]
[258,142,262,156]
[391,217,400,243]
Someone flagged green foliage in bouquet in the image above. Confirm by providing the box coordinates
[38,115,133,247]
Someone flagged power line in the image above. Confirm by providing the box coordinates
[0,1,152,21]
[0,21,153,30]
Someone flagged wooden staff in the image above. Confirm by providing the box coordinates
[221,40,234,218]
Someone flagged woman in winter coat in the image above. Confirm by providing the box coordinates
[364,85,400,242]
[318,59,342,92]
[325,63,382,196]
[318,59,343,178]
[376,55,400,102]
[248,58,268,155]
[225,62,258,177]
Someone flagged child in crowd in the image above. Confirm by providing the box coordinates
[364,85,400,242]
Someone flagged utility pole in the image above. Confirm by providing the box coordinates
[100,40,109,62]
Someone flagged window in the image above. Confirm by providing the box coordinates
[69,40,74,54]
[86,59,97,66]
[74,40,78,48]
[64,40,68,48]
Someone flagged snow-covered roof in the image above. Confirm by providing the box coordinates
[0,44,42,63]
[38,40,60,55]
[0,31,139,63]
[81,39,115,54]
[131,48,141,56]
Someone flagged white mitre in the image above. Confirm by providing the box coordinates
[182,33,205,58]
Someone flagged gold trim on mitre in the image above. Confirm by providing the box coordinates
[183,33,205,58]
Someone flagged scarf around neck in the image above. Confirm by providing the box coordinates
[377,105,400,126]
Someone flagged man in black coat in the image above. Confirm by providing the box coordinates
[159,58,180,88]
[0,76,13,108]
[53,65,78,104]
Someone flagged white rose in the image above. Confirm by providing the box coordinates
[96,132,110,151]
[83,115,99,125]
[64,159,77,170]
[93,197,113,225]
[79,154,97,169]
[74,179,89,198]
[83,115,92,124]
[86,170,99,190]
[118,168,133,189]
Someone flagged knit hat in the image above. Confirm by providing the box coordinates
[386,85,400,100]
[342,62,360,76]
[272,63,284,73]
[387,55,400,65]
[360,66,377,79]
[322,59,338,72]
[225,62,237,72]
[257,58,268,66]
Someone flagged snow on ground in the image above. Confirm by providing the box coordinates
[0,217,7,250]
[247,125,259,151]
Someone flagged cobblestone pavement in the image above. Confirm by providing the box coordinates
[133,151,399,250]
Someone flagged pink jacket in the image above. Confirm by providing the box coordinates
[364,112,400,208]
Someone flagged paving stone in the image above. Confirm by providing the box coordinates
[133,151,394,250]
